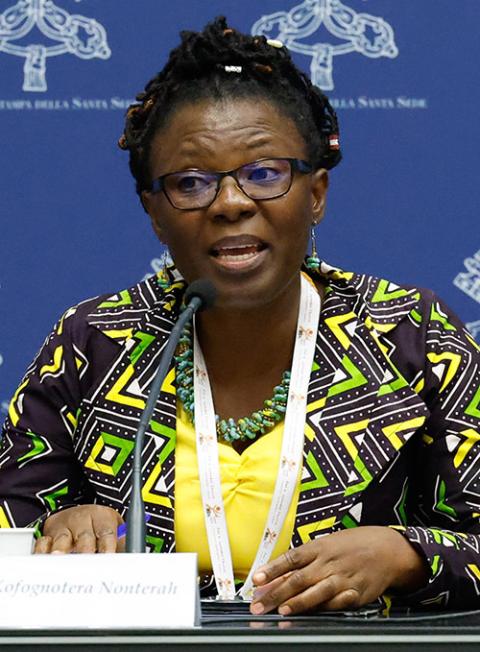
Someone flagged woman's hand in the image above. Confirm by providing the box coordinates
[34,505,124,554]
[251,526,429,615]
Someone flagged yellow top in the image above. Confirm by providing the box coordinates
[174,405,301,580]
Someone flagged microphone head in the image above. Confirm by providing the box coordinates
[184,279,217,312]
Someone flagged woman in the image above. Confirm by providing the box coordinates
[1,17,479,615]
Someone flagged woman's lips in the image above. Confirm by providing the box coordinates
[209,237,268,272]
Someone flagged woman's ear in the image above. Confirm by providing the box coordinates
[311,168,329,225]
[140,190,150,215]
[141,190,153,215]
[142,191,165,243]
[150,217,165,243]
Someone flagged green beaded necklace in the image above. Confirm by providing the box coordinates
[175,321,291,443]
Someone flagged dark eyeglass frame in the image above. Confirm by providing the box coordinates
[145,157,313,210]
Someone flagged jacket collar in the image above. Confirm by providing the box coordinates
[85,260,422,342]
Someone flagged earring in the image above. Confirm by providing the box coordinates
[157,248,172,290]
[306,224,320,271]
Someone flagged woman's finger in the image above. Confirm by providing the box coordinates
[73,529,97,553]
[93,508,122,553]
[320,588,362,612]
[33,535,52,554]
[95,528,118,553]
[278,581,360,615]
[116,532,126,553]
[252,572,291,603]
[251,565,317,614]
[253,545,317,586]
[50,528,74,554]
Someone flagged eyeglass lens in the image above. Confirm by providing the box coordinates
[164,158,293,209]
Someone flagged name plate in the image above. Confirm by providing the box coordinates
[0,553,199,629]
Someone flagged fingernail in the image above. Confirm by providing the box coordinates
[254,571,267,583]
[278,605,291,616]
[251,602,265,615]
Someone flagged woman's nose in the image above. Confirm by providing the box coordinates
[207,177,256,222]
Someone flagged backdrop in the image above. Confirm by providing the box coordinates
[1,0,479,416]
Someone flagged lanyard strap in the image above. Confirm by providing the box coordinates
[193,275,321,600]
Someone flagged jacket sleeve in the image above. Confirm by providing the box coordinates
[395,294,480,609]
[0,303,117,529]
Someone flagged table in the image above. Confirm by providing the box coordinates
[1,610,480,650]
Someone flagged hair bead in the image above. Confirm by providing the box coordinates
[224,65,242,73]
[117,134,128,150]
[127,105,141,118]
[253,63,273,74]
[266,38,284,49]
[329,134,340,150]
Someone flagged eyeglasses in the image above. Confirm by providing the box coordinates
[146,157,312,210]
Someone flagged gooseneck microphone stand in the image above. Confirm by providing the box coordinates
[126,279,216,553]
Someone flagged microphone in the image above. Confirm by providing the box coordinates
[184,278,217,313]
[126,278,217,553]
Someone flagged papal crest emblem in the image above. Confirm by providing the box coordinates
[0,0,111,92]
[454,250,480,340]
[252,0,398,90]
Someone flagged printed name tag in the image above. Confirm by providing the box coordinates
[0,553,199,629]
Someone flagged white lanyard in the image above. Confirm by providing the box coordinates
[193,274,320,600]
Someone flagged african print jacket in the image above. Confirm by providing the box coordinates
[1,261,480,609]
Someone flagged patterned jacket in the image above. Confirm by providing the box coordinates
[1,261,480,609]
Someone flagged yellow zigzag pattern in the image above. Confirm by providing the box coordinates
[39,345,65,381]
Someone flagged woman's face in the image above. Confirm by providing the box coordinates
[142,97,328,310]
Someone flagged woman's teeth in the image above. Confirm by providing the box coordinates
[214,245,260,259]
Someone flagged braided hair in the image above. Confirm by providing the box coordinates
[119,16,342,197]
